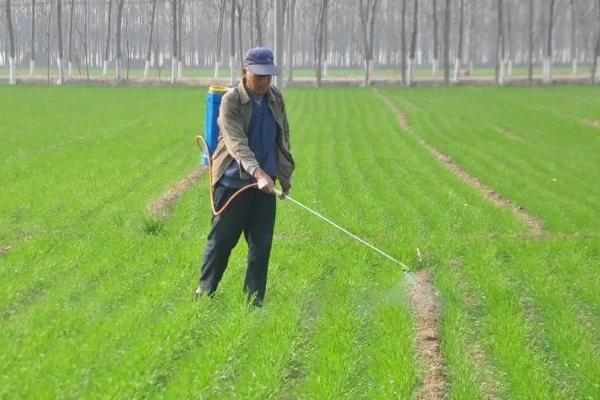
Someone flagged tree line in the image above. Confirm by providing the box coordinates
[2,0,600,86]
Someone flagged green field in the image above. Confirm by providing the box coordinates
[1,85,599,399]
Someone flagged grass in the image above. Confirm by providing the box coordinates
[382,85,600,399]
[1,84,599,398]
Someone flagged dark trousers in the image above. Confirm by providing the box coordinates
[198,183,276,304]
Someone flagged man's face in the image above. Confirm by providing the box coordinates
[244,68,272,95]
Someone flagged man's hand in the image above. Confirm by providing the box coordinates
[253,168,275,194]
[279,183,291,200]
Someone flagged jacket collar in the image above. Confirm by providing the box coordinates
[238,79,276,105]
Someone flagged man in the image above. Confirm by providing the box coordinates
[195,47,295,307]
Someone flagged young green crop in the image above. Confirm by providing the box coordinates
[1,85,598,399]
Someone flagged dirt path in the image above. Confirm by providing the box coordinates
[2,74,593,88]
[375,89,545,236]
[410,270,446,400]
[148,166,206,219]
[0,245,11,257]
[582,119,600,129]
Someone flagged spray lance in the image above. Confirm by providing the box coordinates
[197,86,411,272]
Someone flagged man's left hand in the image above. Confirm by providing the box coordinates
[279,184,291,199]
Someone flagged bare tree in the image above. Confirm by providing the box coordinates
[57,0,65,84]
[254,0,263,46]
[171,0,177,83]
[46,2,53,84]
[432,0,439,75]
[593,0,600,83]
[358,0,379,86]
[286,0,297,84]
[322,1,329,77]
[528,0,534,83]
[115,0,124,81]
[465,0,475,75]
[30,0,36,76]
[496,0,505,85]
[443,0,450,85]
[408,0,418,85]
[103,0,113,76]
[570,0,578,75]
[314,0,329,86]
[214,0,226,78]
[75,0,89,81]
[453,0,464,82]
[4,0,600,86]
[237,1,244,70]
[67,0,75,76]
[230,0,236,85]
[144,0,157,77]
[125,6,131,81]
[401,0,407,85]
[102,0,113,76]
[543,0,556,82]
[5,0,16,84]
[177,0,183,78]
[505,0,513,77]
[274,0,284,88]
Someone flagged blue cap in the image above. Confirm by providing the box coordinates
[244,47,279,76]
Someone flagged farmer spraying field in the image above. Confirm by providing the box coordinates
[195,48,295,307]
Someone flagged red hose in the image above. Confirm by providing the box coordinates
[197,135,259,216]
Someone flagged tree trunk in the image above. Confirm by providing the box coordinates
[115,0,124,82]
[495,0,504,85]
[178,0,183,79]
[103,0,113,75]
[323,3,329,77]
[230,0,236,85]
[5,0,16,84]
[286,0,296,84]
[47,4,51,84]
[125,8,130,82]
[528,0,534,83]
[505,0,513,77]
[57,0,65,85]
[171,0,177,83]
[432,0,438,76]
[401,0,407,86]
[544,0,556,83]
[84,0,89,80]
[358,0,379,87]
[144,0,157,77]
[570,0,577,75]
[30,0,36,76]
[408,0,418,85]
[237,2,244,71]
[215,0,226,78]
[593,0,600,83]
[67,0,74,76]
[77,0,89,81]
[314,0,328,86]
[274,0,284,88]
[249,0,255,47]
[453,0,464,82]
[254,0,263,46]
[443,0,450,85]
[467,0,475,75]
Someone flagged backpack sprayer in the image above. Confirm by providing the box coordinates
[197,86,411,272]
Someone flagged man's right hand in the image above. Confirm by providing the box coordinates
[253,168,275,194]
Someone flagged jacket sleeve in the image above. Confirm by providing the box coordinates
[281,97,291,150]
[217,91,260,176]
